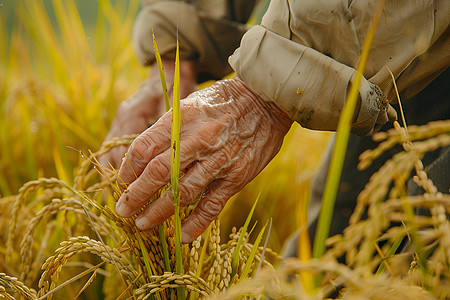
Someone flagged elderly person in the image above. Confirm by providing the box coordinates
[103,0,449,245]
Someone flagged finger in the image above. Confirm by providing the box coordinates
[116,148,173,217]
[118,117,172,186]
[387,104,398,122]
[117,117,232,217]
[181,180,235,243]
[116,137,208,218]
[134,162,215,230]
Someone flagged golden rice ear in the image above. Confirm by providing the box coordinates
[0,273,37,300]
[1,1,281,299]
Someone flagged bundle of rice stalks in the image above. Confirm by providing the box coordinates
[0,136,279,300]
[218,119,450,299]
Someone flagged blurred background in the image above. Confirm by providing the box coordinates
[0,0,329,253]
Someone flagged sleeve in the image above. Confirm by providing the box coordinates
[132,0,257,81]
[229,26,392,136]
[229,0,447,136]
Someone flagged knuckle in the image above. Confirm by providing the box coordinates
[128,186,150,208]
[179,183,200,206]
[199,151,228,177]
[152,202,174,223]
[200,197,224,221]
[128,137,152,163]
[190,213,212,234]
[148,157,170,180]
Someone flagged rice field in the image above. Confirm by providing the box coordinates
[1,1,449,299]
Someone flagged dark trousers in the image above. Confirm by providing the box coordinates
[282,68,450,257]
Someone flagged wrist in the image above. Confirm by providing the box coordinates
[227,77,294,131]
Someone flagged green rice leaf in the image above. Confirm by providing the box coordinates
[171,35,185,299]
[376,235,405,275]
[240,220,268,281]
[152,30,171,112]
[136,231,160,300]
[231,193,261,277]
[159,224,172,272]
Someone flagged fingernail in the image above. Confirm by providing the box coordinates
[181,230,194,244]
[135,215,150,230]
[116,197,133,217]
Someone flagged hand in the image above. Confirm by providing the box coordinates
[115,77,293,243]
[100,59,197,169]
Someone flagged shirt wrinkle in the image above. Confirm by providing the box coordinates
[135,0,448,135]
[230,0,448,135]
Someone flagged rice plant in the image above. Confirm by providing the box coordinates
[1,135,280,299]
[0,2,289,298]
[216,119,450,299]
[9,0,449,299]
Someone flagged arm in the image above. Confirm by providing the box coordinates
[230,0,447,135]
[114,0,447,241]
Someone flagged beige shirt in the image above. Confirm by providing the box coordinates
[133,0,258,80]
[230,0,449,135]
[134,0,449,135]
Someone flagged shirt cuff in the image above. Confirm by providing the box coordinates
[229,25,393,135]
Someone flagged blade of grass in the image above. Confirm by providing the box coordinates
[312,0,387,260]
[159,224,171,272]
[170,35,185,299]
[375,223,404,274]
[135,232,159,300]
[231,193,261,277]
[135,232,154,278]
[255,218,272,276]
[152,31,171,112]
[239,220,268,281]
[297,188,313,292]
[74,268,98,299]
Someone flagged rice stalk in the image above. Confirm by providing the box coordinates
[19,198,118,282]
[134,272,212,299]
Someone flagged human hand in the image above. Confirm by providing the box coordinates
[115,77,293,243]
[100,59,197,169]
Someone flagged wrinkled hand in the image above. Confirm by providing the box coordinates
[100,59,197,169]
[115,77,293,243]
